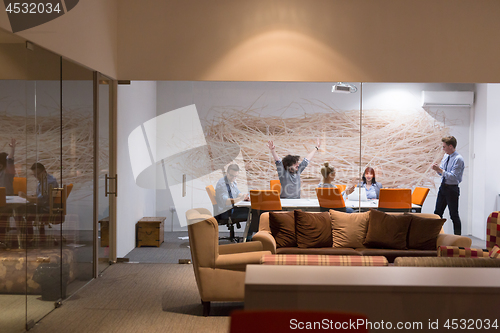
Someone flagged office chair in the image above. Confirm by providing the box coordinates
[13,177,27,194]
[412,187,430,206]
[246,190,282,240]
[378,188,412,212]
[269,180,281,195]
[316,187,346,212]
[205,185,243,243]
[335,184,347,193]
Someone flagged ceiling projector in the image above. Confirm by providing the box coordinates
[332,82,358,93]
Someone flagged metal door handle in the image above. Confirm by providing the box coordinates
[105,174,118,197]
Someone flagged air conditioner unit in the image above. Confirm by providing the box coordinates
[422,91,474,107]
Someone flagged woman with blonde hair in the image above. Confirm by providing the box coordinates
[318,162,355,198]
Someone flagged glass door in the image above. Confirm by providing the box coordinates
[96,74,116,274]
[61,58,95,294]
[25,42,63,329]
[0,28,108,331]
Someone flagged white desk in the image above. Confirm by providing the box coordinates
[245,265,500,325]
[236,198,421,211]
[6,196,28,206]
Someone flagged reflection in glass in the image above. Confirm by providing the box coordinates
[62,58,95,294]
[0,29,28,333]
[0,29,98,332]
[98,76,111,274]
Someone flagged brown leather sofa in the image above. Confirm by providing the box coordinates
[252,211,471,263]
[186,208,271,316]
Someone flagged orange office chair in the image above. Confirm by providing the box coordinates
[316,187,346,212]
[412,187,430,206]
[53,183,73,205]
[247,190,282,238]
[30,184,74,247]
[205,185,217,207]
[13,177,27,195]
[335,184,347,193]
[269,180,281,195]
[250,190,282,211]
[40,184,74,225]
[229,310,369,333]
[378,188,412,212]
[205,185,243,242]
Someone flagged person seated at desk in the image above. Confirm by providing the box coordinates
[318,162,355,213]
[0,139,16,246]
[268,139,320,199]
[215,164,249,228]
[18,163,59,246]
[19,163,59,212]
[357,167,383,199]
[318,162,355,198]
[0,139,16,195]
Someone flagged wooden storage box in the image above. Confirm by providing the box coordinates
[136,217,166,247]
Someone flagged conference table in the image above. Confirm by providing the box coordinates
[236,198,421,212]
[6,195,28,206]
[3,196,28,248]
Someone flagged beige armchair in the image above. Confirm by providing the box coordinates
[186,208,271,316]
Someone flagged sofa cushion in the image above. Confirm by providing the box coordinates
[490,245,500,259]
[276,247,361,256]
[363,209,412,250]
[405,213,446,250]
[269,211,297,248]
[437,246,489,258]
[329,210,370,248]
[261,254,388,266]
[394,257,500,267]
[294,210,333,248]
[357,248,436,263]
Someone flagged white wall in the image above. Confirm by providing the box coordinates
[117,81,157,257]
[471,84,500,240]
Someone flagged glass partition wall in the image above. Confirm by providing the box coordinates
[151,81,477,241]
[0,29,106,332]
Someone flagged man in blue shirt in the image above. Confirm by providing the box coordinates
[18,163,59,246]
[432,136,464,235]
[215,164,248,217]
[20,163,59,213]
[214,164,249,240]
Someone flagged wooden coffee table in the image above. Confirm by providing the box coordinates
[245,265,500,327]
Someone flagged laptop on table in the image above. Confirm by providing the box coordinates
[347,187,369,202]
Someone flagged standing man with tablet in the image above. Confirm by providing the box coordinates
[432,136,465,235]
